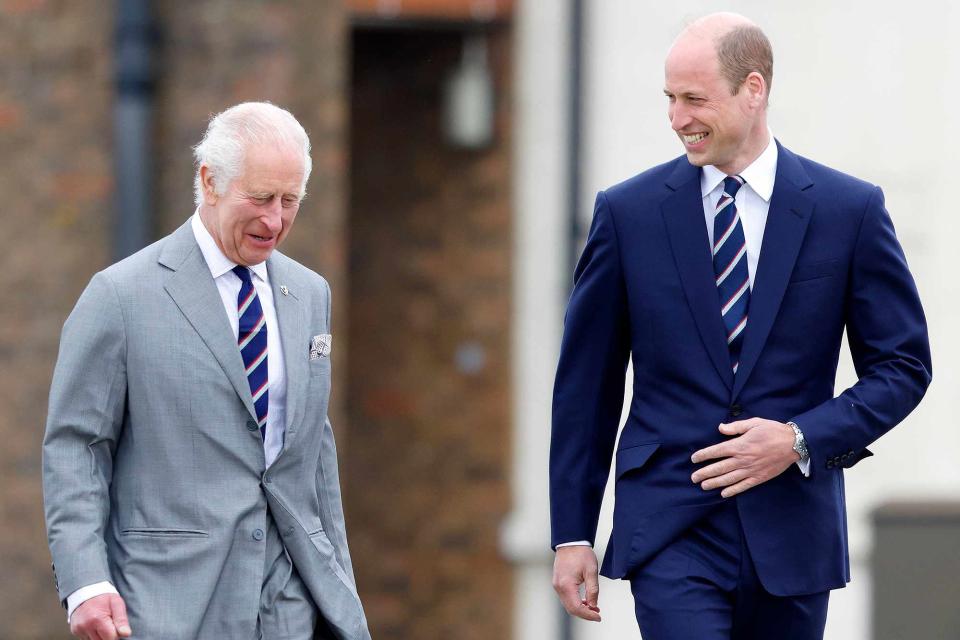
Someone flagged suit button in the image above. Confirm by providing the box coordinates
[730,404,743,418]
[263,474,272,484]
[246,420,259,432]
[252,528,264,541]
[848,450,855,457]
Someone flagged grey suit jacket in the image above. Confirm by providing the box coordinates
[43,220,371,639]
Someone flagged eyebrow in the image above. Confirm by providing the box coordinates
[247,191,301,199]
[664,89,705,99]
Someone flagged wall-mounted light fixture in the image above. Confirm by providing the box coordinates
[443,33,495,149]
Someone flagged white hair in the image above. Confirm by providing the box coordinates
[192,101,313,206]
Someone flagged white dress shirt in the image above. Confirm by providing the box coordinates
[66,213,289,620]
[557,135,807,550]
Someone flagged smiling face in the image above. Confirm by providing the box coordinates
[199,142,305,266]
[664,33,768,175]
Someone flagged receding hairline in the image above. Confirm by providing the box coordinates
[681,12,757,39]
[668,16,773,98]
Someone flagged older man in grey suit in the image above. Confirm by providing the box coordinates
[43,102,370,640]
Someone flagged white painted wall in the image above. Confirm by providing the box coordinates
[503,1,571,639]
[510,1,960,638]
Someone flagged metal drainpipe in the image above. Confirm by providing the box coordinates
[113,0,156,260]
[561,0,585,639]
[565,0,585,283]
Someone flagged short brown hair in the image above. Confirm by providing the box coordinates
[716,25,773,98]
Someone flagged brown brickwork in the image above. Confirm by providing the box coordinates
[347,26,513,640]
[0,2,113,637]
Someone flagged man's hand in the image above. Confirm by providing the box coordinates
[690,418,800,498]
[70,593,131,640]
[552,545,602,622]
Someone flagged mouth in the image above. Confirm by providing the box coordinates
[681,132,709,146]
[248,233,275,245]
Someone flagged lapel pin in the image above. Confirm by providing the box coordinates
[280,285,289,296]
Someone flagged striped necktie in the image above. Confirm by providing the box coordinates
[232,265,269,438]
[713,175,750,374]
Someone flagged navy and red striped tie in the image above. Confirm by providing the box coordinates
[713,175,750,374]
[233,266,269,438]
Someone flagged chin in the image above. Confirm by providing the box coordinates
[685,152,709,167]
[250,252,273,265]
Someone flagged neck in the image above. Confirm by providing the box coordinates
[715,125,770,176]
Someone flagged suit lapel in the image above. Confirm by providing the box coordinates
[661,160,734,391]
[731,144,814,399]
[160,222,258,422]
[267,256,308,439]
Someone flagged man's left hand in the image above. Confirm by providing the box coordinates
[690,418,799,498]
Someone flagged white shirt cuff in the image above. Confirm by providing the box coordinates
[796,457,811,477]
[66,581,118,622]
[556,540,592,548]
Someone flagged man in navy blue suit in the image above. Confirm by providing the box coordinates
[550,12,931,639]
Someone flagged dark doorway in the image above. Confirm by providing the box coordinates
[345,25,514,640]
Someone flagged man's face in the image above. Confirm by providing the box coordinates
[664,37,758,173]
[201,143,305,266]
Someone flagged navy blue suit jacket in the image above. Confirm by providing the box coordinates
[550,142,931,596]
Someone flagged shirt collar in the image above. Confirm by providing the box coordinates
[190,211,269,283]
[699,132,778,203]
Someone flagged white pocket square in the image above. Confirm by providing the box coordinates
[310,334,332,360]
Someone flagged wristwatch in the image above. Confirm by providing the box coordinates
[786,421,809,461]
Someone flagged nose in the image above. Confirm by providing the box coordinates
[262,199,283,234]
[669,102,691,132]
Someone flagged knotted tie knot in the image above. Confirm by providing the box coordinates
[723,175,745,199]
[232,265,253,285]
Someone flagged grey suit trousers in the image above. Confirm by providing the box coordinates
[255,510,319,640]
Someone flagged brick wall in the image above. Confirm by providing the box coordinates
[347,26,513,640]
[0,2,114,637]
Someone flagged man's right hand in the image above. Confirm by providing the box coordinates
[70,593,132,640]
[552,545,602,622]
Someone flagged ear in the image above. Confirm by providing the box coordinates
[744,71,766,108]
[199,165,219,205]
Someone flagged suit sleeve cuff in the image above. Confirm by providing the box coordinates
[66,581,119,622]
[555,540,592,548]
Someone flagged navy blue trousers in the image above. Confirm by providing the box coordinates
[629,501,829,640]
